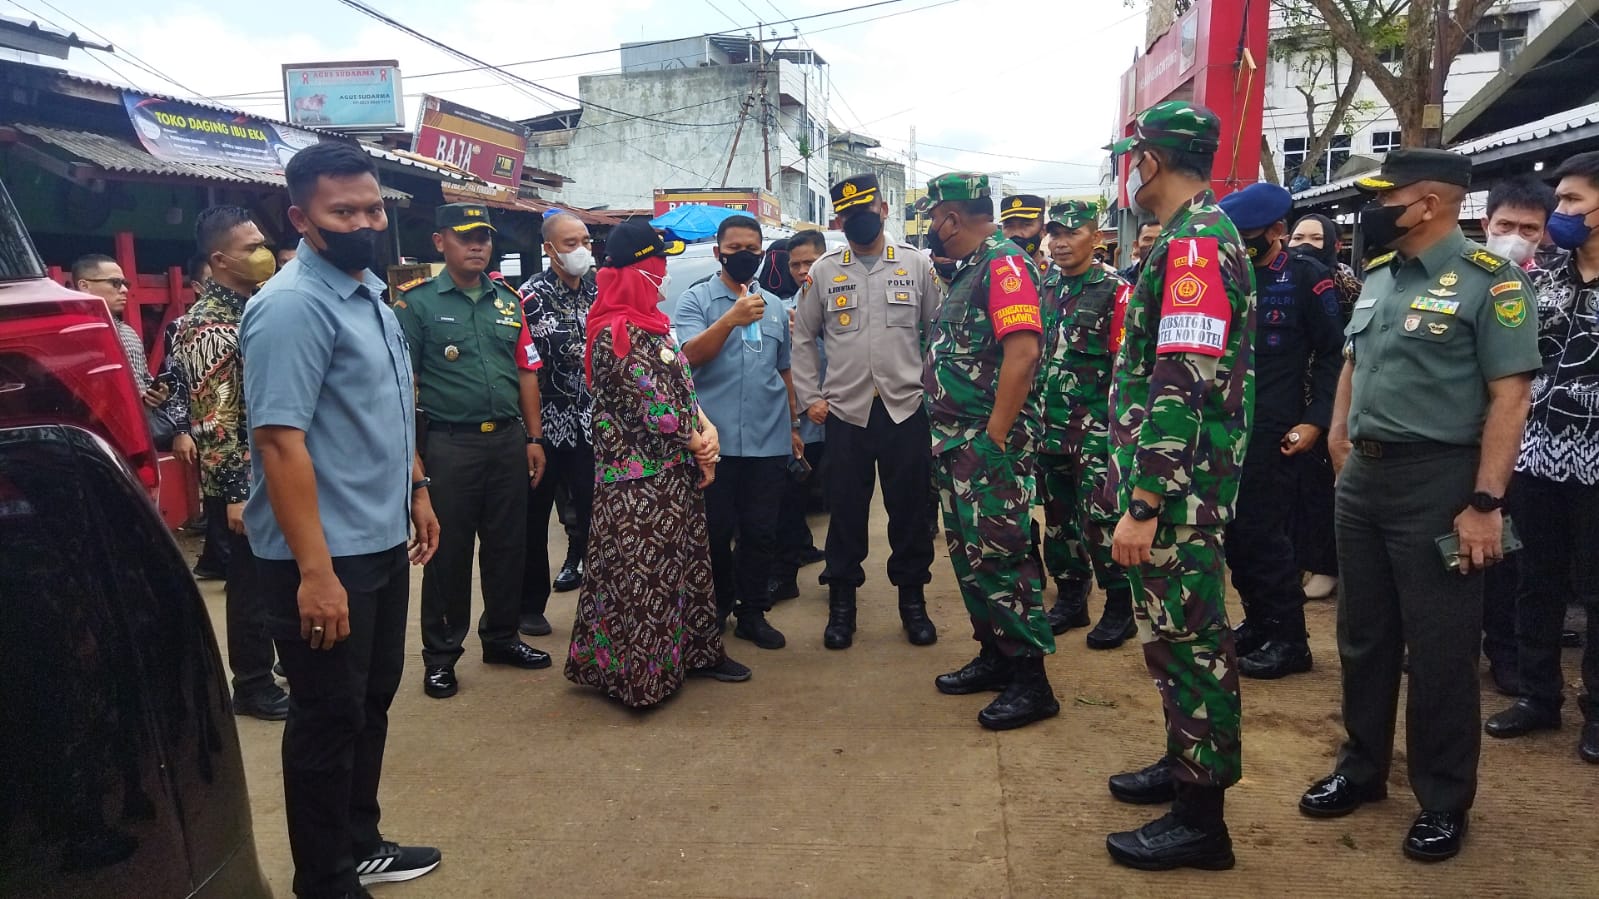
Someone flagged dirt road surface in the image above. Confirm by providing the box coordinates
[200,505,1599,898]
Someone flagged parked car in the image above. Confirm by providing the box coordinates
[0,179,271,899]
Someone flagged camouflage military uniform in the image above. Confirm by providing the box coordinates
[1106,106,1257,789]
[924,176,1054,659]
[1038,230,1132,591]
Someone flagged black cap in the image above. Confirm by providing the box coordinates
[435,202,496,232]
[603,219,685,268]
[1355,148,1472,192]
[1000,194,1047,223]
[831,173,880,215]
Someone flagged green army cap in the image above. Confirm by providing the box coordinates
[1107,100,1222,156]
[1046,199,1098,232]
[435,202,496,233]
[915,172,991,213]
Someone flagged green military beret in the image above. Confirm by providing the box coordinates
[1107,100,1222,156]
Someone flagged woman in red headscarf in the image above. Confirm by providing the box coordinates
[565,221,751,706]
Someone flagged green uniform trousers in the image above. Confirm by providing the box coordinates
[1129,523,1242,788]
[936,436,1055,658]
[1037,449,1125,590]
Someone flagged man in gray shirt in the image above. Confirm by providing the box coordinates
[241,142,442,897]
[793,173,941,650]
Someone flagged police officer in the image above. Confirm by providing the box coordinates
[1216,182,1344,679]
[1103,101,1253,871]
[921,172,1059,731]
[1299,150,1540,862]
[793,173,940,650]
[394,203,553,700]
[1037,201,1139,648]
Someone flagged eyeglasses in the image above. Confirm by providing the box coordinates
[83,277,130,289]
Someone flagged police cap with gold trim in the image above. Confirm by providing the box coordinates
[831,173,881,215]
[1000,194,1046,223]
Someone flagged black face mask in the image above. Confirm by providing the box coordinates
[1244,234,1277,265]
[313,225,383,272]
[933,260,958,281]
[1010,231,1042,257]
[720,249,762,284]
[843,211,885,247]
[1287,243,1315,259]
[926,215,951,259]
[1359,199,1417,252]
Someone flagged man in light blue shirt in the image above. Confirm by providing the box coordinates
[240,141,442,898]
[675,215,802,650]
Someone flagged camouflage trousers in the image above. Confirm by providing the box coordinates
[1128,523,1242,788]
[936,437,1056,658]
[1037,446,1124,590]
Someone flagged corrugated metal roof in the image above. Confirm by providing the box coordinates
[1293,101,1599,202]
[13,123,411,200]
[361,144,472,182]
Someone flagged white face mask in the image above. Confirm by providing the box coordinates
[640,270,671,300]
[554,246,594,276]
[1126,155,1151,218]
[1484,233,1538,266]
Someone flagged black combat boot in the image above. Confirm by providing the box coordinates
[898,584,937,646]
[935,643,1010,695]
[1046,577,1091,634]
[1239,640,1313,679]
[1232,618,1265,658]
[1087,583,1138,649]
[823,583,857,650]
[1107,782,1234,871]
[976,655,1061,731]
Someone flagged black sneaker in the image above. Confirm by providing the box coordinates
[192,565,226,581]
[356,841,441,886]
[690,657,752,682]
[733,614,786,650]
[233,686,290,721]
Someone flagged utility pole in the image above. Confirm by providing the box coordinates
[759,52,773,192]
[1423,0,1448,148]
[722,87,755,188]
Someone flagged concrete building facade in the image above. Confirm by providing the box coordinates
[827,130,906,237]
[524,36,832,226]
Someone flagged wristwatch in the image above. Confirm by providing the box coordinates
[791,418,803,431]
[412,477,432,492]
[1128,498,1161,521]
[527,435,547,447]
[1467,491,1504,513]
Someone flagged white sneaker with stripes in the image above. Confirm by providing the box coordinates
[356,841,441,886]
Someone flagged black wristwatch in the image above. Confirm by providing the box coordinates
[412,477,431,492]
[1129,498,1161,521]
[527,435,546,447]
[1467,491,1504,513]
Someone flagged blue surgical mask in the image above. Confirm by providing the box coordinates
[1547,208,1597,250]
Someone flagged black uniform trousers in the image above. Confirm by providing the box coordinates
[197,495,232,574]
[774,440,825,584]
[419,426,527,668]
[705,455,787,621]
[1223,437,1308,641]
[261,544,409,899]
[1291,444,1339,577]
[1334,444,1482,812]
[521,438,595,618]
[819,401,935,589]
[1510,473,1599,715]
[1482,554,1520,671]
[220,515,277,699]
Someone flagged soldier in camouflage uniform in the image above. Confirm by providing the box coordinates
[1036,200,1139,648]
[921,172,1059,732]
[1101,102,1256,872]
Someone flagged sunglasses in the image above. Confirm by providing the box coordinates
[83,277,130,289]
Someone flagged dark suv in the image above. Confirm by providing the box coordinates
[0,182,271,897]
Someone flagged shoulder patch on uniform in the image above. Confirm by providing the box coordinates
[1157,236,1230,358]
[398,277,427,292]
[1465,247,1508,273]
[1489,280,1522,297]
[1494,296,1528,328]
[1365,252,1396,272]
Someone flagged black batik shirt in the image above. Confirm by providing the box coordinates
[519,267,599,448]
[1520,254,1599,485]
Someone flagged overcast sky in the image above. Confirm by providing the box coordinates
[24,0,1145,198]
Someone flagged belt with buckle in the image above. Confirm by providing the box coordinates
[429,418,519,435]
[1352,439,1454,460]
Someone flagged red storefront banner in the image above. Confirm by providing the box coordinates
[414,95,528,190]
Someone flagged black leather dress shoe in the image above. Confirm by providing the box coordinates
[482,642,553,669]
[1484,698,1561,739]
[1299,772,1387,818]
[935,649,1011,695]
[1403,810,1467,862]
[423,666,458,699]
[1238,641,1313,680]
[1106,811,1235,871]
[1580,720,1599,763]
[1109,758,1176,804]
[552,561,583,593]
[519,613,553,637]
